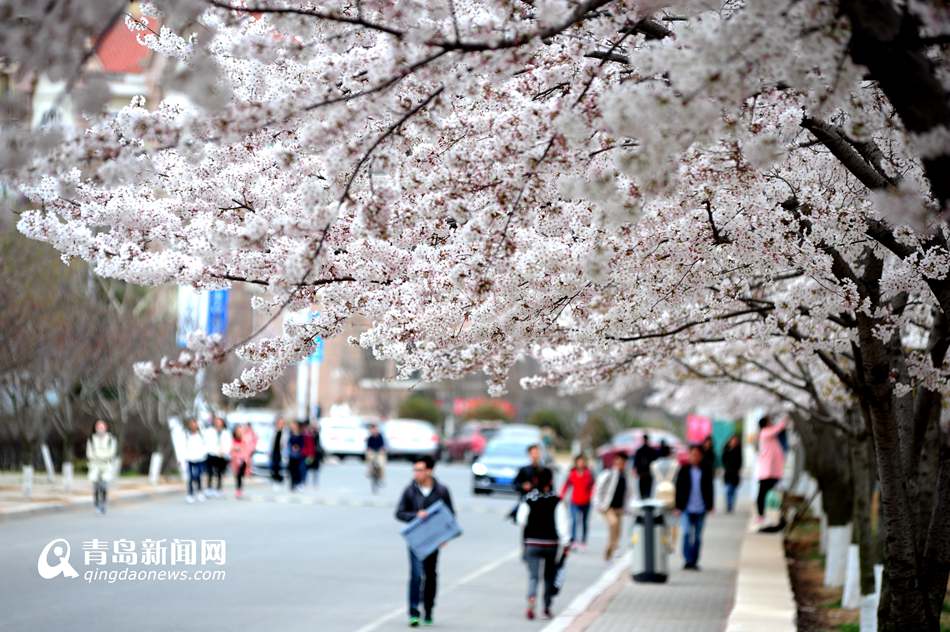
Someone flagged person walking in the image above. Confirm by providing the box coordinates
[230,424,257,499]
[700,435,716,473]
[366,423,387,490]
[304,422,323,487]
[86,420,118,515]
[287,421,306,491]
[513,444,547,494]
[204,416,232,497]
[559,454,594,550]
[509,443,549,521]
[270,418,286,489]
[395,456,455,628]
[755,415,787,522]
[633,433,658,499]
[721,434,743,513]
[593,452,632,561]
[675,445,714,570]
[182,419,208,503]
[517,468,570,620]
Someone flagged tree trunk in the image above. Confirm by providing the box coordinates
[857,324,936,630]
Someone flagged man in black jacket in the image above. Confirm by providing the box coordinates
[674,445,714,571]
[633,434,658,499]
[508,444,550,522]
[395,455,455,627]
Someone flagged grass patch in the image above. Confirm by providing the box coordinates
[838,624,859,632]
[823,597,842,609]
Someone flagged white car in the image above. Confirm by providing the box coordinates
[321,416,370,459]
[382,419,441,461]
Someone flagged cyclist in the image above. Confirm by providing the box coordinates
[366,423,387,491]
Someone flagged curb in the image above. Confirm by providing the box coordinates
[0,479,267,522]
[724,517,797,632]
[540,551,633,632]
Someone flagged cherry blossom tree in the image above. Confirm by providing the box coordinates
[1,1,948,627]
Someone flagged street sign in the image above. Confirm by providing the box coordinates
[207,289,229,337]
[308,335,324,364]
[176,287,230,347]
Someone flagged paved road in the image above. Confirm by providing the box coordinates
[0,461,621,632]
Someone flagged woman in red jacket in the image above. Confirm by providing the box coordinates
[560,454,595,550]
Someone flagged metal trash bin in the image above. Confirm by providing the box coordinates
[630,499,672,583]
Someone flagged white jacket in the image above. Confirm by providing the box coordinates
[86,433,118,482]
[182,431,208,463]
[593,468,633,513]
[203,427,232,458]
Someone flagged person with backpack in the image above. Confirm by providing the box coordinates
[517,468,570,620]
[721,434,743,513]
[86,420,118,515]
[559,454,595,550]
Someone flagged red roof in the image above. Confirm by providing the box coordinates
[95,17,156,74]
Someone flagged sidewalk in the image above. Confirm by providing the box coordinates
[0,472,188,521]
[543,504,749,632]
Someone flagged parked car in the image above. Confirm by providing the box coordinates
[443,421,501,462]
[321,416,371,459]
[596,428,685,469]
[383,418,441,461]
[471,435,555,495]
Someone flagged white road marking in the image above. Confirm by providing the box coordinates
[351,548,521,632]
[538,551,633,632]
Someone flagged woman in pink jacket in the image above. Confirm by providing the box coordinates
[231,424,258,499]
[755,416,787,520]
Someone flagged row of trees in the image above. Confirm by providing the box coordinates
[0,221,195,473]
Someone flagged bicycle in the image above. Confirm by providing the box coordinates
[366,451,385,494]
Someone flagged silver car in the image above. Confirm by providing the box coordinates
[382,419,441,461]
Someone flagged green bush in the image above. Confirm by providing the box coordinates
[398,395,444,426]
[461,403,512,421]
[528,409,572,441]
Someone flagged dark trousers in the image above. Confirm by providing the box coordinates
[523,545,558,608]
[756,478,780,517]
[187,460,204,495]
[206,455,227,490]
[93,481,108,509]
[288,457,305,488]
[408,549,439,617]
[725,482,739,513]
[235,461,247,491]
[681,511,706,567]
[270,454,284,483]
[638,474,654,499]
[570,503,590,543]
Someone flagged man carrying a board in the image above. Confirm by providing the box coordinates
[395,455,457,627]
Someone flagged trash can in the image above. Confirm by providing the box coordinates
[630,499,672,583]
